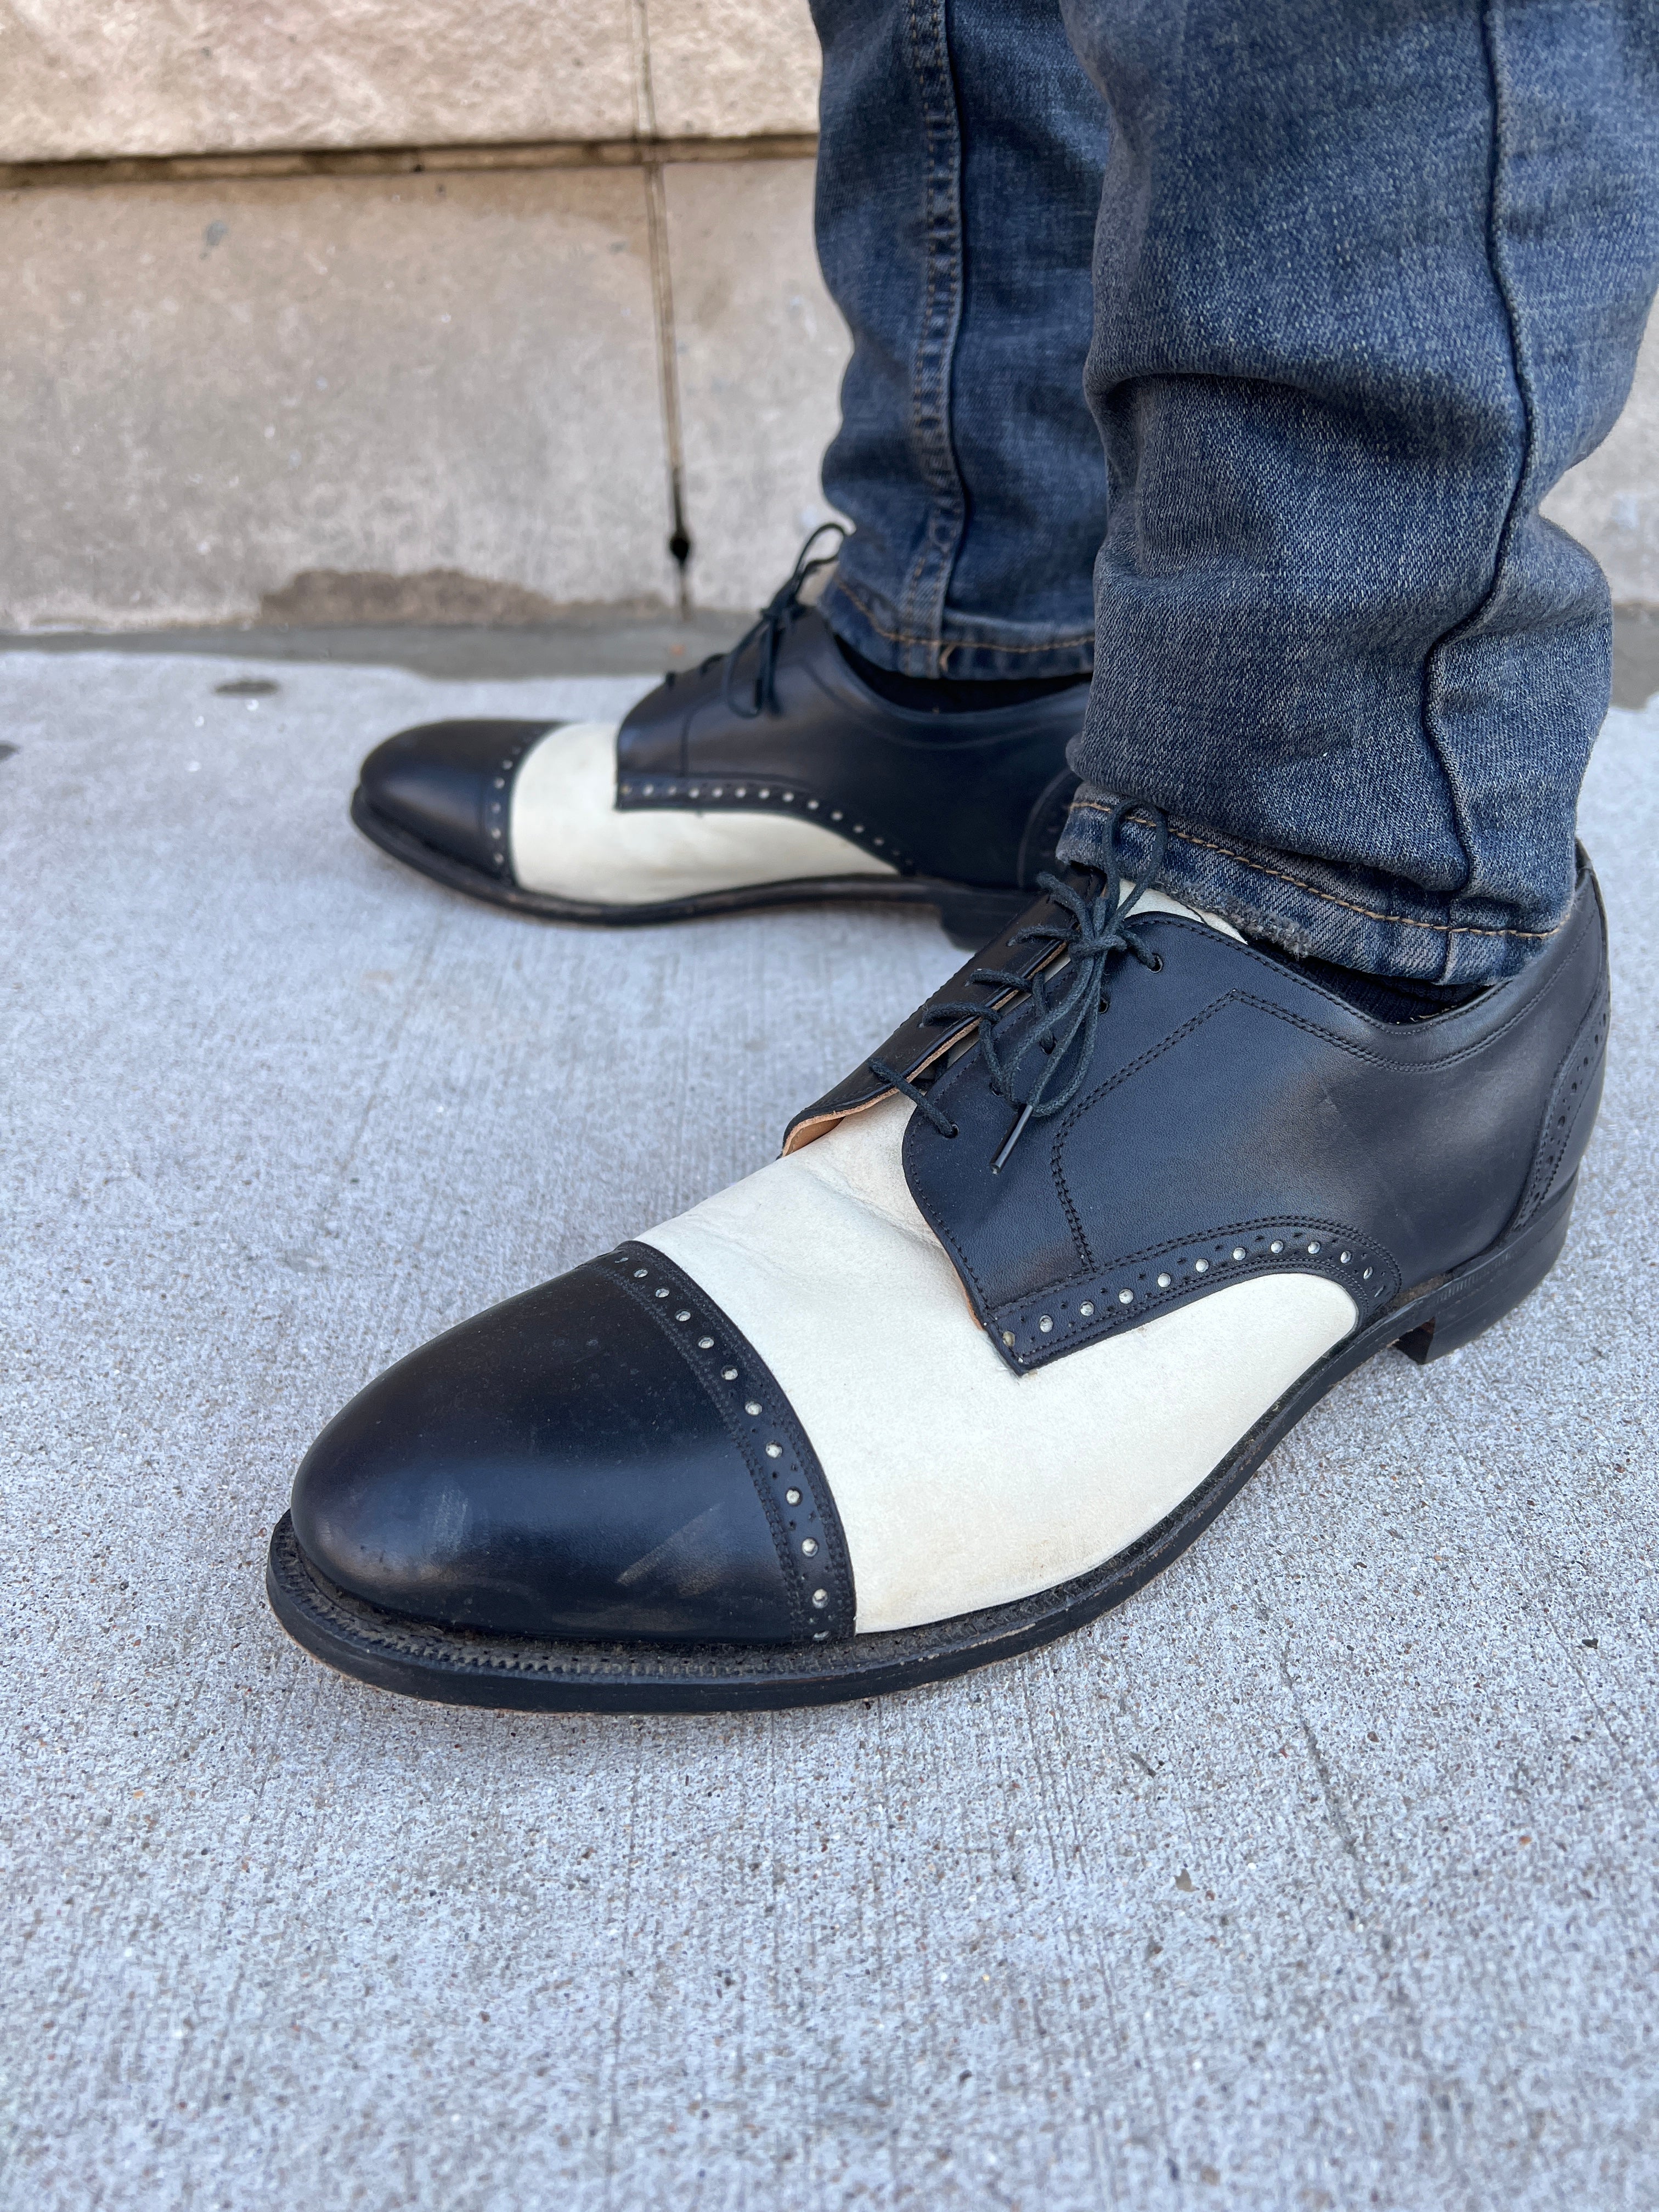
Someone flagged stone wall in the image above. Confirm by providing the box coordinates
[2,1,1654,630]
[0,0,821,157]
[0,159,845,630]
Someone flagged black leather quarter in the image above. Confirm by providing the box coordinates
[616,606,1082,893]
[891,864,1608,1372]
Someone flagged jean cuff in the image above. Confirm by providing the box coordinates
[820,573,1095,682]
[1057,790,1568,988]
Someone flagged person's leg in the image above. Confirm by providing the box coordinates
[348,0,1113,945]
[1056,0,1659,984]
[811,0,1109,680]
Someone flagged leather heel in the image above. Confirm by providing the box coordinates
[1393,1178,1577,1365]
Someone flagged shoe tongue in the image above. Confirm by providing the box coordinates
[1117,882,1244,943]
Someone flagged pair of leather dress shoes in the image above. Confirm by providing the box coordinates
[266,571,1610,1712]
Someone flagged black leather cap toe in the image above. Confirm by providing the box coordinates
[357,719,556,874]
[290,1246,854,1645]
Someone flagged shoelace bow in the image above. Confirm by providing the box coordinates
[870,803,1170,1172]
[659,522,848,720]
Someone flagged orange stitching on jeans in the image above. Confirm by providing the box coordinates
[1067,799,1558,941]
[901,0,962,642]
[829,572,1096,657]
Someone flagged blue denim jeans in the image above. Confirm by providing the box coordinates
[810,0,1659,981]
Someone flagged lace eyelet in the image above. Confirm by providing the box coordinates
[892,825,1170,1174]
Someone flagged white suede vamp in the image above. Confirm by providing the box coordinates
[511,723,900,902]
[641,1092,1357,1634]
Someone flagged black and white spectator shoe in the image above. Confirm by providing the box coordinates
[349,536,1085,949]
[269,826,1609,1712]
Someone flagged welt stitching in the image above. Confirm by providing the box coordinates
[1069,800,1559,941]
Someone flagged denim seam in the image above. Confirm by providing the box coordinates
[830,571,1096,656]
[901,0,968,666]
[1067,799,1558,943]
[1414,0,1536,973]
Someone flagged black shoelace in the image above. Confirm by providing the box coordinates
[658,523,847,721]
[870,802,1171,1172]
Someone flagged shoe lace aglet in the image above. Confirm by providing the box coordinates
[990,1098,1035,1175]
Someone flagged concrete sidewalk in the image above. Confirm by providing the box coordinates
[2,649,1656,2211]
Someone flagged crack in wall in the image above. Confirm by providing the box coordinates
[633,0,695,618]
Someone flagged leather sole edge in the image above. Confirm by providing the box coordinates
[264,1176,1578,1714]
[349,786,1028,949]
